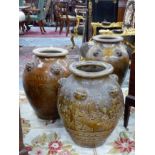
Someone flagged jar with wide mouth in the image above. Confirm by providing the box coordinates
[23,47,70,120]
[57,61,124,147]
[80,35,129,85]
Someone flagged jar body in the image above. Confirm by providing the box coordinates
[23,55,69,120]
[58,73,124,147]
[80,36,129,84]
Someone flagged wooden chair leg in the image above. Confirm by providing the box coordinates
[66,21,70,36]
[124,101,130,128]
[70,33,75,49]
[123,95,135,128]
[55,21,58,32]
[38,20,45,34]
[38,21,43,33]
[60,20,64,34]
[41,20,46,32]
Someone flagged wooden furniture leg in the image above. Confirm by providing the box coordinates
[124,95,135,128]
[70,33,75,49]
[123,53,135,128]
[55,20,58,32]
[59,20,64,34]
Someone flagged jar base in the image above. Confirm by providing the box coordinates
[67,128,110,148]
[36,112,60,121]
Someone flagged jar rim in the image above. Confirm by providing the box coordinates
[69,61,113,78]
[93,35,123,43]
[33,47,68,57]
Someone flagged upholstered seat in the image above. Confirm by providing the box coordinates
[29,15,39,21]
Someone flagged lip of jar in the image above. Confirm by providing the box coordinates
[33,47,68,57]
[69,61,114,78]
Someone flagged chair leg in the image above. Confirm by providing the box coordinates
[41,20,46,33]
[60,20,64,34]
[38,21,43,33]
[70,33,76,49]
[124,101,131,128]
[38,20,46,34]
[66,21,70,36]
[55,21,58,32]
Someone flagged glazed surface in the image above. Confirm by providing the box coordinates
[23,55,70,120]
[58,74,124,147]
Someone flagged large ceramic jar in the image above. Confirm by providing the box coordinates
[23,47,70,120]
[80,35,129,84]
[57,61,124,147]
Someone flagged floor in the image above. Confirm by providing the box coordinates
[19,26,134,155]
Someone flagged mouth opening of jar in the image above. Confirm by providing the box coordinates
[77,65,105,72]
[40,50,62,54]
[93,35,123,44]
[33,47,68,57]
[69,61,113,78]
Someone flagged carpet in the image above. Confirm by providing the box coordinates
[20,27,69,38]
[20,88,135,155]
[19,27,82,47]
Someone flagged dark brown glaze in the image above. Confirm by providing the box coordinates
[23,48,70,120]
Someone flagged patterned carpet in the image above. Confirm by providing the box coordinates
[19,28,134,155]
[20,89,135,155]
[19,27,82,47]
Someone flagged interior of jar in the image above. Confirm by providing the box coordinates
[40,50,62,54]
[77,65,105,72]
[99,36,115,40]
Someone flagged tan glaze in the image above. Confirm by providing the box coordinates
[80,35,129,85]
[57,61,124,148]
[23,47,70,120]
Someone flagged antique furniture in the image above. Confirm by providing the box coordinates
[54,2,77,36]
[25,0,46,33]
[124,52,135,128]
[117,0,128,22]
[91,0,119,22]
[122,0,135,29]
[58,61,124,147]
[23,47,70,120]
[91,22,123,36]
[70,4,87,48]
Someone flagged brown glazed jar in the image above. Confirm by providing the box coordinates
[23,47,70,120]
[57,61,124,147]
[80,35,129,85]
